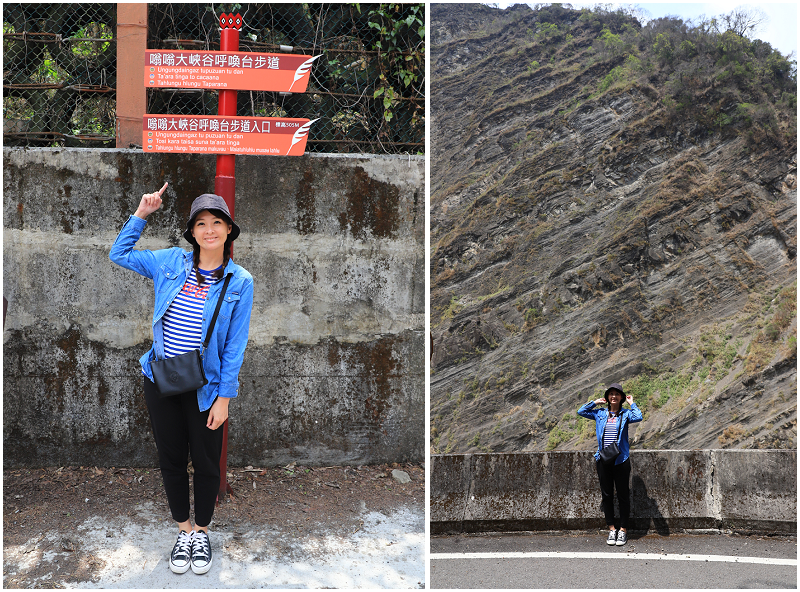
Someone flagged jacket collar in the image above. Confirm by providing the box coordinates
[181,249,239,278]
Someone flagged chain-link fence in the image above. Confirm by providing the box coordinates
[147,3,424,154]
[3,3,424,153]
[3,3,116,147]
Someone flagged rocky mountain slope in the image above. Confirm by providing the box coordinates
[429,4,796,454]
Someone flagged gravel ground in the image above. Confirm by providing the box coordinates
[3,463,425,588]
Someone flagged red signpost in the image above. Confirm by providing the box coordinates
[215,12,239,499]
[143,12,320,499]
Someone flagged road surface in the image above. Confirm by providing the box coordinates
[430,531,796,588]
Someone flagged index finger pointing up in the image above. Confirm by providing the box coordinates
[157,182,168,197]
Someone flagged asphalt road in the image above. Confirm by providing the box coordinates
[430,532,797,589]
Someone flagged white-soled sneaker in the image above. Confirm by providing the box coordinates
[606,529,617,545]
[616,530,628,546]
[191,530,213,574]
[169,530,193,574]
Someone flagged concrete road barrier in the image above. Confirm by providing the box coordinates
[431,450,796,535]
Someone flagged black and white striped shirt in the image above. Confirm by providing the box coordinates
[162,267,221,357]
[602,412,621,448]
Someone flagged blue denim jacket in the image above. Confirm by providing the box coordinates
[577,401,643,464]
[110,215,254,412]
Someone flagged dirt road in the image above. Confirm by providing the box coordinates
[4,463,425,588]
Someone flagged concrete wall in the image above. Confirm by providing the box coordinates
[431,451,796,534]
[3,148,424,467]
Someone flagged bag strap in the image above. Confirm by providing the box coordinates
[201,273,232,352]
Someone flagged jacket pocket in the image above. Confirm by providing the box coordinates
[157,263,182,293]
[219,292,240,319]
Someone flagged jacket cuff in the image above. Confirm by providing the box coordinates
[218,381,239,399]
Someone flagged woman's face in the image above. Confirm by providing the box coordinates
[191,210,232,255]
[607,390,623,407]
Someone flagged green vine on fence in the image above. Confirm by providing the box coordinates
[363,3,424,124]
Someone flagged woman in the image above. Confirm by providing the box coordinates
[577,382,642,546]
[110,183,253,574]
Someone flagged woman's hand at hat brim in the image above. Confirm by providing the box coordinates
[593,398,607,406]
[626,394,634,406]
[134,182,168,219]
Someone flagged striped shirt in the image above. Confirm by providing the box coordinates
[162,267,221,358]
[602,412,620,448]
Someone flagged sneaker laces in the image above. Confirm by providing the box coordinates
[193,531,210,563]
[173,531,193,560]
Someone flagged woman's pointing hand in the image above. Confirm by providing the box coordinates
[135,182,168,219]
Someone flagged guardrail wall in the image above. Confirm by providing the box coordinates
[431,450,796,534]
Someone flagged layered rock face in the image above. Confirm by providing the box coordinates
[430,4,796,454]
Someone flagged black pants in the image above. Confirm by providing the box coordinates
[143,378,223,527]
[595,457,631,529]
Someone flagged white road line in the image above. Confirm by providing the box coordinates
[430,552,797,566]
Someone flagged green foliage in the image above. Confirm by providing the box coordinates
[773,283,797,331]
[598,27,624,57]
[625,54,642,72]
[528,60,540,72]
[524,307,542,327]
[546,411,591,450]
[477,282,511,301]
[578,417,595,441]
[716,30,749,65]
[546,424,570,450]
[746,283,797,371]
[625,368,697,416]
[715,112,733,129]
[535,22,560,42]
[653,32,674,63]
[679,39,697,59]
[70,22,113,59]
[368,3,424,123]
[698,332,736,366]
[440,295,463,322]
[34,52,66,85]
[599,66,625,92]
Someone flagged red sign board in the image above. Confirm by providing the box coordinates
[145,50,320,93]
[143,115,317,156]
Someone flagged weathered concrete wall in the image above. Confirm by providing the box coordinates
[3,148,424,467]
[431,450,796,534]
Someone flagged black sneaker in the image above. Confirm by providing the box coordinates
[191,530,213,574]
[606,529,617,545]
[616,530,628,546]
[169,530,193,574]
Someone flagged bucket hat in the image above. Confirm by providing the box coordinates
[183,193,240,245]
[604,383,625,402]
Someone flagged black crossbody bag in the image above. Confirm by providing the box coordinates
[599,411,622,465]
[151,273,232,397]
